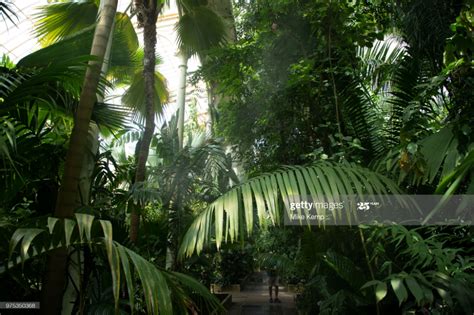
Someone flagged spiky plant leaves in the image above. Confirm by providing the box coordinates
[357,37,406,93]
[2,56,129,133]
[2,56,87,111]
[0,116,17,165]
[179,162,404,258]
[4,213,220,315]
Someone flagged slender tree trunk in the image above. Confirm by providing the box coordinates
[130,2,161,243]
[62,4,116,311]
[176,51,188,149]
[40,1,118,314]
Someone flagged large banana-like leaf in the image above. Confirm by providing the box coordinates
[179,162,404,257]
[4,213,222,315]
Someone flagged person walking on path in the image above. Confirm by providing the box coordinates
[268,266,281,303]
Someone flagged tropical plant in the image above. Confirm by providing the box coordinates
[174,0,226,147]
[362,225,474,314]
[147,116,237,269]
[4,213,223,314]
[40,1,118,313]
[179,162,403,257]
[128,0,165,244]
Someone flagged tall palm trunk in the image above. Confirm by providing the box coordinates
[62,5,116,312]
[176,51,188,149]
[130,1,162,243]
[40,1,118,314]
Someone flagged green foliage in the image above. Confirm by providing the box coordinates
[122,69,169,122]
[211,244,253,286]
[34,0,98,46]
[3,213,223,314]
[176,6,226,56]
[180,162,403,257]
[2,1,473,314]
[362,225,474,314]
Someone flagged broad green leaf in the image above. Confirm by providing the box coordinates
[375,282,388,302]
[390,277,408,305]
[420,126,455,183]
[405,276,424,304]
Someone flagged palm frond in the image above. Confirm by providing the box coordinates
[357,37,406,92]
[122,70,169,123]
[4,213,222,315]
[179,162,404,257]
[1,57,88,112]
[175,6,226,56]
[34,0,98,46]
[26,12,139,76]
[93,102,132,132]
[340,81,386,157]
[0,116,17,166]
[0,1,18,26]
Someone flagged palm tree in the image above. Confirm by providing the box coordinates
[129,0,165,244]
[40,1,118,313]
[151,116,237,269]
[33,0,170,244]
[175,0,226,148]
